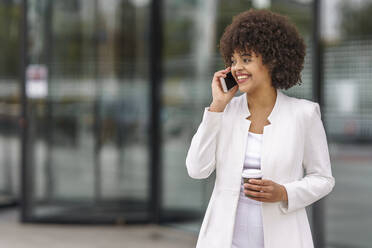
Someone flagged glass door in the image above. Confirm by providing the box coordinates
[0,0,21,208]
[22,0,151,223]
[322,1,372,246]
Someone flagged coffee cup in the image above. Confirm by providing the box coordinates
[242,169,262,196]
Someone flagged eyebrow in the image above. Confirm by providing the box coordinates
[230,53,253,60]
[231,53,252,59]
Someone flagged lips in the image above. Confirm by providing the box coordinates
[236,74,252,84]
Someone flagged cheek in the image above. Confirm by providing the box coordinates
[257,65,270,77]
[251,69,266,80]
[231,69,237,79]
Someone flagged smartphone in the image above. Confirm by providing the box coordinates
[219,72,238,93]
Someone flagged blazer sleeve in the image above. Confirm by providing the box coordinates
[279,102,335,214]
[185,106,225,179]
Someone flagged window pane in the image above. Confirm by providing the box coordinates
[323,1,372,246]
[25,0,151,222]
[0,0,20,207]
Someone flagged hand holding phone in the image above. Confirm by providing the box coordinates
[219,72,238,93]
[209,67,238,112]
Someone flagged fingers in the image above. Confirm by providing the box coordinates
[244,189,271,199]
[211,67,234,97]
[212,74,224,92]
[249,179,271,186]
[212,69,229,93]
[214,67,231,79]
[244,183,273,192]
[223,66,231,72]
[213,72,226,81]
[244,183,263,192]
[230,84,239,93]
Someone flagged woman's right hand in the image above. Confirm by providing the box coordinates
[209,67,239,112]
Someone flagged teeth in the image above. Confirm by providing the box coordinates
[237,75,250,80]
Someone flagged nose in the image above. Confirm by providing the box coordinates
[233,60,245,70]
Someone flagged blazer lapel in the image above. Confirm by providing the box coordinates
[238,89,284,179]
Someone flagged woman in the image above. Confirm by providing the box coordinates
[185,9,335,248]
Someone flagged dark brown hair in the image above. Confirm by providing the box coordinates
[219,9,306,90]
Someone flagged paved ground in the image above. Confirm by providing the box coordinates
[0,209,198,248]
[326,143,372,248]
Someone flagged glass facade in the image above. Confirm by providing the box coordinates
[0,0,369,247]
[322,0,372,247]
[0,0,21,207]
[20,0,316,226]
[23,0,152,222]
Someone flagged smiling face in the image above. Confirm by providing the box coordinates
[230,49,274,94]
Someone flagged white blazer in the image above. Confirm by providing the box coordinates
[185,89,335,248]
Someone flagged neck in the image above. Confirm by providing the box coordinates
[246,87,277,112]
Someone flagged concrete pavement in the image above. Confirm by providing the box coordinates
[0,209,198,248]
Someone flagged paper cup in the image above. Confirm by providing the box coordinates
[242,169,262,196]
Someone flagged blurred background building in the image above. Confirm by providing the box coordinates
[0,0,371,247]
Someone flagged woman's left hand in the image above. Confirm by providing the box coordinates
[244,179,288,203]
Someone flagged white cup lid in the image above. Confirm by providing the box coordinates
[242,169,262,178]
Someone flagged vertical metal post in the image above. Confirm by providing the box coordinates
[312,0,325,247]
[44,0,54,202]
[20,0,29,222]
[3,0,15,201]
[149,0,163,223]
[93,0,102,204]
[313,0,323,106]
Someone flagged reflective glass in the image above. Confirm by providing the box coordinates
[322,0,372,246]
[26,0,150,222]
[0,0,21,207]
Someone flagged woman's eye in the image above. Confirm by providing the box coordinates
[243,59,251,63]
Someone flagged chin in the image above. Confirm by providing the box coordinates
[238,84,251,93]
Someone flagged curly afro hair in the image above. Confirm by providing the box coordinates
[219,9,306,90]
